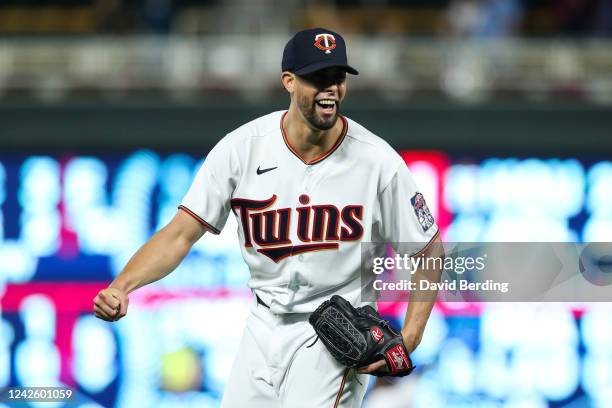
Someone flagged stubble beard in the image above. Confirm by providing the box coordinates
[298,94,339,131]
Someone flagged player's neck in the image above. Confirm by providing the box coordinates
[283,108,344,163]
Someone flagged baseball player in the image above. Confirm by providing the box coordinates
[93,27,442,407]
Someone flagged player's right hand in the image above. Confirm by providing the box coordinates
[93,287,129,322]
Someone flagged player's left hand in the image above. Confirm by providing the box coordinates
[356,332,418,375]
[310,296,416,377]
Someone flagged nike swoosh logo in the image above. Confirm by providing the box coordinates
[257,166,278,175]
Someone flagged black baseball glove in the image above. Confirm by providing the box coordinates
[308,295,415,377]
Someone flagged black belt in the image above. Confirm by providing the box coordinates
[256,295,269,308]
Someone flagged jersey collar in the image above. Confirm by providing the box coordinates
[280,111,348,165]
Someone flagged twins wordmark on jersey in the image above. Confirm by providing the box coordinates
[230,193,364,263]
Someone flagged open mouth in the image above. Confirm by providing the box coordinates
[315,99,336,115]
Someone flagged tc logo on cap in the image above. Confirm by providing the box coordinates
[314,33,336,54]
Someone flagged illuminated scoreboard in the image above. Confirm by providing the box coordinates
[0,150,611,407]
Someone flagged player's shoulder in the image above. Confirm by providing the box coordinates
[343,115,403,165]
[204,112,283,172]
[224,111,283,144]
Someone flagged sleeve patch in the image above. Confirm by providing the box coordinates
[411,192,435,232]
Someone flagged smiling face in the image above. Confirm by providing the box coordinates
[283,67,347,131]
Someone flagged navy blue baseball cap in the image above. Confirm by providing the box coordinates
[282,28,359,76]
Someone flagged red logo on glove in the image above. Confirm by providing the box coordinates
[386,344,411,374]
[371,326,384,343]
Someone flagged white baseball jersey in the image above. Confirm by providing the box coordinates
[180,110,439,314]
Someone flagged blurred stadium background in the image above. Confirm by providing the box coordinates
[1,0,612,407]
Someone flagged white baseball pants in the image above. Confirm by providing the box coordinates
[221,298,369,408]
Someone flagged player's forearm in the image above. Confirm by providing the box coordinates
[110,225,196,294]
[401,285,438,352]
[402,236,444,352]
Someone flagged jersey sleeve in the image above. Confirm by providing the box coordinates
[375,161,439,254]
[179,135,240,234]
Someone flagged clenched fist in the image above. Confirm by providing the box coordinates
[93,287,129,322]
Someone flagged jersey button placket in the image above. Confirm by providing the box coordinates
[302,166,313,193]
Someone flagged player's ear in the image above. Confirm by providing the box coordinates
[281,71,295,94]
